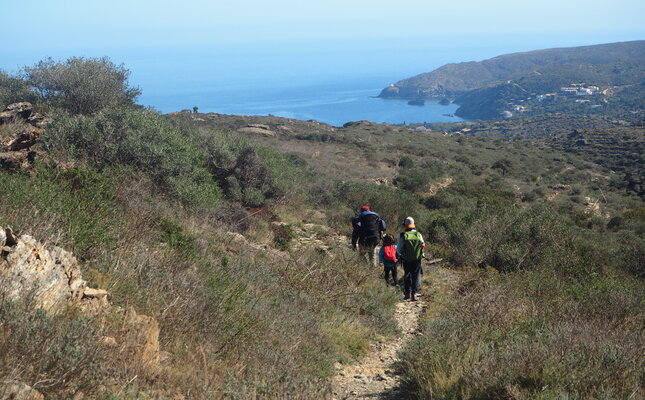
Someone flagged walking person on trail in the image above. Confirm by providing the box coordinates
[397,217,425,301]
[351,205,387,266]
[379,234,399,286]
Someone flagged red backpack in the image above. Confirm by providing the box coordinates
[383,244,398,262]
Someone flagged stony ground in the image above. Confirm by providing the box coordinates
[331,266,456,400]
[332,297,425,399]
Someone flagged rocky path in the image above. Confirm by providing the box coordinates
[331,266,456,400]
[331,294,426,399]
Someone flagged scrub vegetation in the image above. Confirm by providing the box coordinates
[0,57,643,399]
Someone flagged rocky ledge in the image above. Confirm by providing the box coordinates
[0,102,48,173]
[0,226,163,398]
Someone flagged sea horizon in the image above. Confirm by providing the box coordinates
[3,33,642,126]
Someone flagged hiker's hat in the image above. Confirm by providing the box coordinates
[360,205,370,211]
[404,216,415,228]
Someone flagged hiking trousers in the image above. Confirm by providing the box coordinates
[402,259,421,294]
[359,236,380,266]
[384,265,397,285]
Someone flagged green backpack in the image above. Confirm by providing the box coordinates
[400,230,423,262]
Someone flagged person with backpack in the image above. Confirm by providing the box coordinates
[397,216,425,301]
[351,205,387,266]
[379,233,399,286]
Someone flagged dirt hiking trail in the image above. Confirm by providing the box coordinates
[331,266,456,399]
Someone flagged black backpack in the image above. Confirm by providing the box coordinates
[359,213,381,238]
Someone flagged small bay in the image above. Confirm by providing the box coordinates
[3,35,619,126]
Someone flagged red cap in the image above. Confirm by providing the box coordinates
[360,205,370,211]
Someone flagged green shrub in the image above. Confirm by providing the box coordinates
[614,231,645,277]
[425,190,474,211]
[491,157,517,176]
[398,155,414,168]
[203,133,311,206]
[42,107,221,207]
[273,223,296,250]
[335,180,428,232]
[0,70,38,106]
[23,57,140,115]
[157,218,197,260]
[431,205,570,271]
[395,167,432,192]
[395,159,445,192]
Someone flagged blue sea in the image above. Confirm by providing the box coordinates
[1,35,627,126]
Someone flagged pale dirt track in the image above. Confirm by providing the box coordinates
[331,267,456,400]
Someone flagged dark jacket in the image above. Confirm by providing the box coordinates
[352,211,387,248]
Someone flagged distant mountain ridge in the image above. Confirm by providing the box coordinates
[379,40,645,100]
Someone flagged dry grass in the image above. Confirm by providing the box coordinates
[0,166,399,398]
[399,267,644,399]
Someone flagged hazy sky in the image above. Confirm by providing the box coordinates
[3,0,644,50]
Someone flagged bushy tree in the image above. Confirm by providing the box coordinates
[491,158,517,176]
[23,57,140,115]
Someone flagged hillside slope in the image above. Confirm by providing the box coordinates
[2,57,643,399]
[379,40,645,99]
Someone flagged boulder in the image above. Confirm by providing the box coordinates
[246,123,271,130]
[237,124,276,137]
[0,227,6,248]
[0,102,45,172]
[5,127,41,151]
[121,307,161,372]
[0,228,87,313]
[27,113,49,128]
[0,150,36,172]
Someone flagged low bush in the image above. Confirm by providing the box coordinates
[272,223,295,250]
[157,218,197,260]
[42,107,221,207]
[333,180,429,232]
[430,205,570,272]
[202,131,312,207]
[0,302,106,399]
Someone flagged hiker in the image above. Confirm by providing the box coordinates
[351,205,387,265]
[397,217,425,301]
[379,233,399,286]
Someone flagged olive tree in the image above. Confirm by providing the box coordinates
[24,57,140,115]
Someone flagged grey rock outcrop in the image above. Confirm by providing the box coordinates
[0,226,162,374]
[0,102,33,123]
[0,227,87,314]
[237,124,276,136]
[0,102,47,173]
